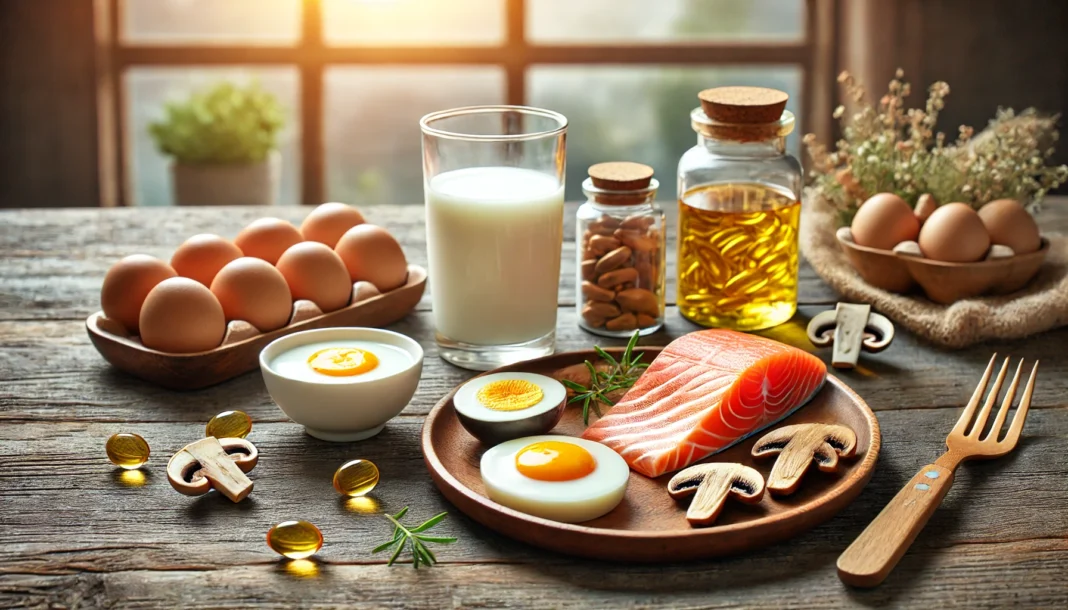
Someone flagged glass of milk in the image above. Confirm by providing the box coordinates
[420,106,567,370]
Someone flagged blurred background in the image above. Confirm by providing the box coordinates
[1,0,1065,208]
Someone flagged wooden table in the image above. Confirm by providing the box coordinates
[2,203,1067,609]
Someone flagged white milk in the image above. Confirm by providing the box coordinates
[426,166,564,345]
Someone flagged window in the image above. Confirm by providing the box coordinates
[100,0,832,206]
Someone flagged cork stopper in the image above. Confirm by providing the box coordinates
[698,86,789,124]
[588,162,655,191]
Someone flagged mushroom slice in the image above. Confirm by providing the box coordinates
[751,423,857,495]
[667,463,765,527]
[166,437,259,502]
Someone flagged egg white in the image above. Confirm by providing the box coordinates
[480,435,629,523]
[454,373,566,423]
[270,340,413,383]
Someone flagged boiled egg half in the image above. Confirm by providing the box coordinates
[454,373,566,444]
[481,435,629,523]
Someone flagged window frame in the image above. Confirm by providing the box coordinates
[95,0,835,206]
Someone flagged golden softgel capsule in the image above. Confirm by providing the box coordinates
[333,459,380,497]
[677,182,800,330]
[205,410,252,439]
[105,433,150,469]
[267,520,323,559]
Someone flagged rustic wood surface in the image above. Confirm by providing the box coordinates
[2,202,1067,608]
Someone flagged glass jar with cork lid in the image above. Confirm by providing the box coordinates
[576,162,666,337]
[677,86,803,331]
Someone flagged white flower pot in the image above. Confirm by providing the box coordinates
[171,151,281,206]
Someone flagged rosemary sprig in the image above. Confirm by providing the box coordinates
[371,506,456,569]
[560,331,649,426]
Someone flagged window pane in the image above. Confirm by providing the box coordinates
[323,0,504,46]
[122,0,301,44]
[325,67,505,205]
[126,68,301,206]
[528,0,804,42]
[527,66,801,201]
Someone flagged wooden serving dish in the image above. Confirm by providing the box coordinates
[836,227,1049,303]
[87,265,426,390]
[422,348,880,562]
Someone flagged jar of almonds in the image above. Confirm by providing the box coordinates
[576,162,666,337]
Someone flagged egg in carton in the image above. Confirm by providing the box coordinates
[89,203,427,389]
[95,279,386,346]
[837,193,1048,303]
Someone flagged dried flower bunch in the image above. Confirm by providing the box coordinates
[804,70,1068,224]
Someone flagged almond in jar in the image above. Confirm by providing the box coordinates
[576,162,666,337]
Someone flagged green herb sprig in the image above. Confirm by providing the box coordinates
[372,507,456,569]
[561,331,649,426]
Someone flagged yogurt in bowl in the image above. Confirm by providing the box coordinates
[260,328,424,441]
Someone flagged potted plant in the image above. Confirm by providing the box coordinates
[149,81,285,206]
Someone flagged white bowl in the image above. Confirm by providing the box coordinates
[259,327,424,442]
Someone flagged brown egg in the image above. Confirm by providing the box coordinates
[301,202,366,248]
[100,255,177,335]
[334,224,408,292]
[850,193,920,250]
[139,277,225,353]
[919,202,991,262]
[276,242,352,312]
[233,218,303,265]
[210,257,293,331]
[915,193,938,224]
[170,234,243,287]
[978,199,1041,254]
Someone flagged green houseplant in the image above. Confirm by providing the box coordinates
[149,81,285,206]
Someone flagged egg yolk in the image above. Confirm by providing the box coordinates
[477,379,544,412]
[307,347,379,377]
[515,441,596,482]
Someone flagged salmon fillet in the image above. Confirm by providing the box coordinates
[581,329,827,478]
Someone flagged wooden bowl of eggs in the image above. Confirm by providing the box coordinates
[86,202,426,390]
[837,193,1048,304]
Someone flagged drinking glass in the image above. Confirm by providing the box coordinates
[420,105,567,370]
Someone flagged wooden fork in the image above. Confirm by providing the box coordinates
[837,354,1038,587]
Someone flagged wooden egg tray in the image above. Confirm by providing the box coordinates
[86,265,427,390]
[836,228,1048,304]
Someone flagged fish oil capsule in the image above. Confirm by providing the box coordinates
[205,410,252,439]
[333,459,380,497]
[106,433,150,469]
[267,520,323,559]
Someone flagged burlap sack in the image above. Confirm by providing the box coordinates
[800,192,1068,348]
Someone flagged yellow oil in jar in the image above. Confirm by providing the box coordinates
[677,182,800,330]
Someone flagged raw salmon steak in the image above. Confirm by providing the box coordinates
[581,329,826,478]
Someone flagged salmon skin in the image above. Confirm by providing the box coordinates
[581,329,827,478]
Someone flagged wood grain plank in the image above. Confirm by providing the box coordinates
[2,539,1067,609]
[2,307,1066,423]
[1,406,1065,572]
[1,201,1063,316]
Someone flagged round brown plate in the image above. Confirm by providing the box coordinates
[422,347,880,562]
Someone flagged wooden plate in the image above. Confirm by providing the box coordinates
[422,347,880,562]
[86,265,426,390]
